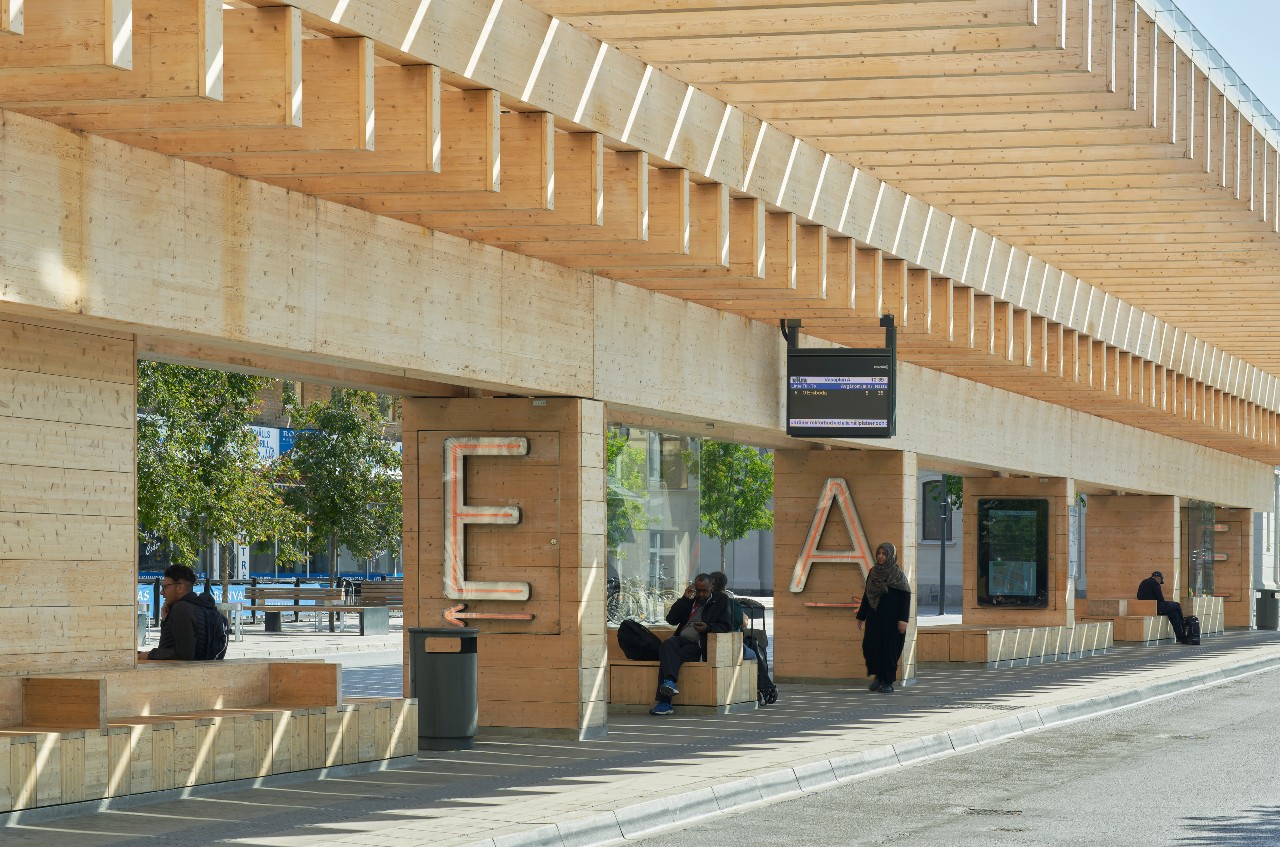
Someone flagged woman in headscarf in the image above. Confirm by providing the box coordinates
[856,541,913,693]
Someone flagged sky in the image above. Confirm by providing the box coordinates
[1171,0,1280,121]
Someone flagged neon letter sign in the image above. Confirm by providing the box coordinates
[442,436,532,601]
[788,478,873,593]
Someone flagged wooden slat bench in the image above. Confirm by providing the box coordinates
[243,586,389,635]
[916,622,1112,667]
[0,660,414,812]
[607,628,756,714]
[1078,598,1170,644]
[1079,596,1226,644]
[355,581,404,611]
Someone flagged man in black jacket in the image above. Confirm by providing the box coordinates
[139,564,220,660]
[649,573,732,716]
[1137,570,1190,644]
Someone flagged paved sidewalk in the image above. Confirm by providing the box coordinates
[141,617,404,659]
[7,630,1280,847]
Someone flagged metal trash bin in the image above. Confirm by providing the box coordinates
[1257,590,1280,631]
[408,627,479,751]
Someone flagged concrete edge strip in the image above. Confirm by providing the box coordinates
[0,755,419,829]
[463,650,1280,847]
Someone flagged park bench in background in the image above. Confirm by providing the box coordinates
[355,581,403,611]
[242,586,388,636]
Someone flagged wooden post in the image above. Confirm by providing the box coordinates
[773,448,918,684]
[402,398,607,739]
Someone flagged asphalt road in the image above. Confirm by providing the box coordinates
[634,667,1280,847]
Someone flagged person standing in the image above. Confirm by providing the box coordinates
[856,542,912,693]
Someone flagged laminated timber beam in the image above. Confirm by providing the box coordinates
[440,147,639,238]
[629,210,796,290]
[18,6,299,130]
[0,0,129,72]
[262,88,498,194]
[104,36,374,153]
[1,0,22,34]
[595,197,768,283]
[411,131,604,230]
[519,179,728,269]
[191,64,442,178]
[313,110,554,213]
[536,0,1037,38]
[205,0,1275,415]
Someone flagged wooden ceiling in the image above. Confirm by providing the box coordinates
[1,0,1278,461]
[527,0,1280,372]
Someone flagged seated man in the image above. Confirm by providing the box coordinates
[139,564,225,661]
[709,570,756,660]
[649,573,731,716]
[1137,570,1191,645]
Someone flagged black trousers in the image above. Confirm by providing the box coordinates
[1157,600,1186,639]
[655,636,702,703]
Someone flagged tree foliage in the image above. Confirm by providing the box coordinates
[605,428,649,560]
[698,440,774,567]
[136,361,303,592]
[281,389,402,583]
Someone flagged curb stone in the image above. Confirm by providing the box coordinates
[525,649,1280,847]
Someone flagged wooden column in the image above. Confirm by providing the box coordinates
[0,316,137,727]
[961,476,1074,627]
[773,449,918,684]
[1211,507,1253,628]
[401,397,607,739]
[1085,495,1180,601]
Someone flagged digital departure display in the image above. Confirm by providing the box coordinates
[786,348,895,438]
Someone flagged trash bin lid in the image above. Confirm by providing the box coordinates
[409,627,479,638]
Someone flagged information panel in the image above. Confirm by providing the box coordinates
[786,348,895,438]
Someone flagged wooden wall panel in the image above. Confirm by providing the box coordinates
[1212,508,1252,628]
[0,317,136,729]
[773,449,917,683]
[402,397,606,738]
[1085,495,1179,601]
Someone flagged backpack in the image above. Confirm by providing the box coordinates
[197,598,230,661]
[617,619,661,661]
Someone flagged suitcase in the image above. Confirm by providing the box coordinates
[1182,615,1201,645]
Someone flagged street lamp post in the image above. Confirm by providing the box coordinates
[937,499,950,616]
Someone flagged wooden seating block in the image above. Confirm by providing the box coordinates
[916,623,1112,666]
[606,630,755,712]
[1083,598,1157,617]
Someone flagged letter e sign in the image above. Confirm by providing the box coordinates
[442,436,532,601]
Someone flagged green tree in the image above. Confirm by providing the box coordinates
[698,440,774,568]
[606,428,649,561]
[137,362,303,598]
[281,389,402,588]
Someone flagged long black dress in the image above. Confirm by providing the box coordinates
[856,586,912,685]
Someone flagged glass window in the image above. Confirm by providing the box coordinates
[921,479,954,542]
[977,498,1049,608]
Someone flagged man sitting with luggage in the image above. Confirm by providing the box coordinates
[1137,570,1193,645]
[649,573,731,716]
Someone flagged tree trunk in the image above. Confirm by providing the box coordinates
[328,532,339,632]
[219,539,234,603]
[719,538,727,569]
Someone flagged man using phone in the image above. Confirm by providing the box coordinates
[649,573,732,716]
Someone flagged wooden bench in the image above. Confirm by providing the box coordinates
[0,660,414,812]
[243,586,389,635]
[1079,598,1171,644]
[1079,596,1226,644]
[355,581,404,611]
[916,621,1112,666]
[607,629,756,714]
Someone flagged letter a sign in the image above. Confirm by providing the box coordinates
[442,436,532,601]
[788,478,874,593]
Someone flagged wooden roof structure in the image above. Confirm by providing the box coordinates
[4,0,1279,463]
